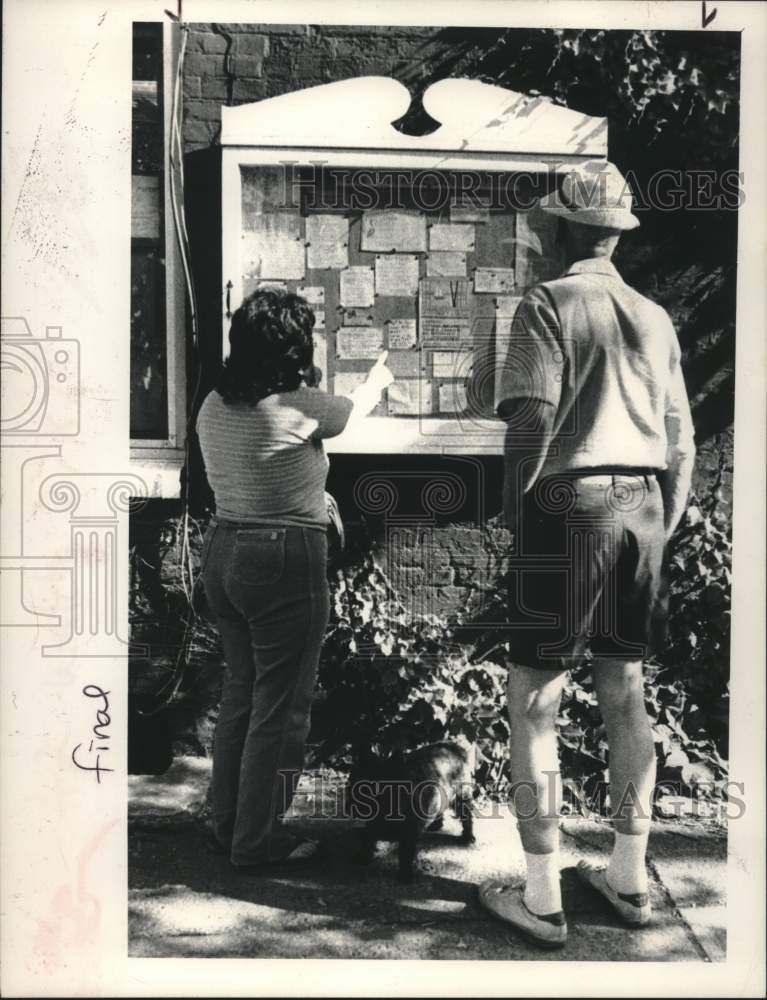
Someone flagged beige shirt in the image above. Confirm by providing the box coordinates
[497,258,696,481]
[197,387,352,526]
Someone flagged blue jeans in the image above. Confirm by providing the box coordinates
[201,519,330,865]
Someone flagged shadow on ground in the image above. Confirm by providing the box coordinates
[128,758,726,962]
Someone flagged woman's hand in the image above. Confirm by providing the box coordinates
[365,351,394,391]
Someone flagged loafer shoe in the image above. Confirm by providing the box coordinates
[478,881,567,950]
[576,862,651,927]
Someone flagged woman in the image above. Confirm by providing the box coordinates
[197,288,392,871]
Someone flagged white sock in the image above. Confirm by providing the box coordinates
[523,850,562,915]
[606,831,649,894]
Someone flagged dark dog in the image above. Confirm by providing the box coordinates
[345,741,476,882]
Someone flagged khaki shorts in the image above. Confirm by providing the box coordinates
[506,471,668,670]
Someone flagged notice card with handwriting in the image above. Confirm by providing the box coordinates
[387,318,417,349]
[340,266,375,307]
[361,211,427,252]
[375,255,420,297]
[306,214,348,269]
[336,326,384,359]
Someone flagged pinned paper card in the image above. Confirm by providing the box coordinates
[306,214,349,270]
[419,277,471,318]
[388,380,433,416]
[361,210,427,252]
[450,204,491,225]
[297,285,326,306]
[333,371,366,397]
[340,266,375,307]
[474,267,515,294]
[429,223,475,252]
[420,318,471,347]
[495,295,522,319]
[387,352,423,377]
[426,252,467,278]
[375,255,420,297]
[431,350,474,379]
[439,382,469,414]
[242,227,305,281]
[386,318,417,350]
[313,310,326,330]
[313,332,328,380]
[336,326,384,359]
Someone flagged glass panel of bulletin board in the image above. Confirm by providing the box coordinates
[235,165,563,431]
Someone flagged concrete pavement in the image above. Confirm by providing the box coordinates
[128,757,726,962]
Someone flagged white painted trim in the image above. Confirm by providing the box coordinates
[220,77,608,158]
[325,417,506,455]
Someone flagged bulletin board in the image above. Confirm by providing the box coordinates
[220,77,608,453]
[237,165,561,424]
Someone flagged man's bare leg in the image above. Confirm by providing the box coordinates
[507,662,569,913]
[592,658,656,894]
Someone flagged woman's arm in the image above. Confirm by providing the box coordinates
[310,352,394,439]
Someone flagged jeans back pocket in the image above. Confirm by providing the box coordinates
[230,528,287,586]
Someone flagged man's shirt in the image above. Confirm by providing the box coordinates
[497,258,696,481]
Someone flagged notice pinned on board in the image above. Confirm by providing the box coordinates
[420,318,471,347]
[388,380,433,416]
[429,223,475,252]
[342,308,374,326]
[306,214,349,269]
[474,267,515,294]
[438,382,469,414]
[375,255,420,297]
[313,310,326,330]
[419,277,471,318]
[426,252,467,278]
[495,295,522,319]
[336,326,384,359]
[340,266,375,307]
[333,371,366,397]
[313,332,328,381]
[386,318,417,350]
[450,204,491,224]
[431,350,474,379]
[242,224,305,281]
[297,284,326,306]
[361,211,427,252]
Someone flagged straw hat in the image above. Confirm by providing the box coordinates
[538,162,640,231]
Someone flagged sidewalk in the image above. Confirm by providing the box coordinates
[128,757,726,962]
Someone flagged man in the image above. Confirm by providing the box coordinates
[478,163,696,948]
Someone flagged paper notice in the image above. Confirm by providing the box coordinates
[426,252,467,278]
[429,224,475,252]
[450,204,491,224]
[297,285,326,306]
[438,382,469,413]
[336,326,384,359]
[388,380,433,416]
[334,371,366,397]
[387,318,417,350]
[313,310,326,330]
[313,332,328,380]
[420,317,471,347]
[375,255,420,297]
[242,227,305,281]
[387,352,423,377]
[431,350,474,378]
[419,277,471,318]
[361,211,427,252]
[306,214,349,269]
[474,267,515,294]
[340,266,375,307]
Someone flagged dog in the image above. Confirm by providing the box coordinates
[345,741,476,882]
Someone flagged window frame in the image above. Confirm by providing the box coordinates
[129,21,187,492]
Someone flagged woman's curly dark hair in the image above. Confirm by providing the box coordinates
[216,289,316,405]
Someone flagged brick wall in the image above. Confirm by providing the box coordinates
[182,23,449,150]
